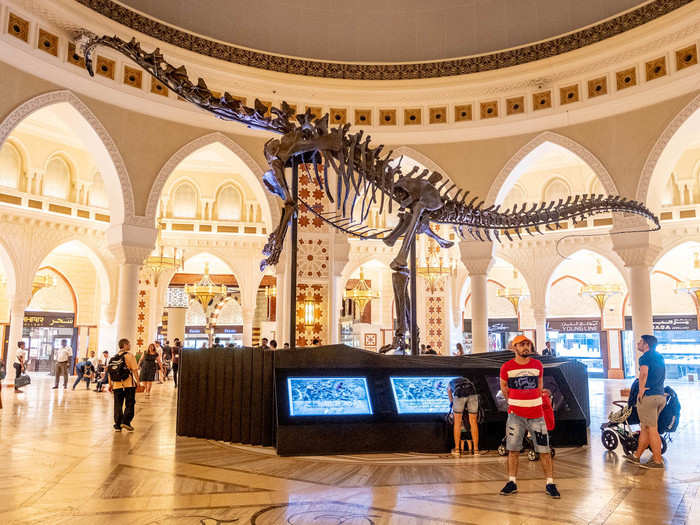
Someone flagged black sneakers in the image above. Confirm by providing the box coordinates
[546,483,561,498]
[113,425,121,432]
[500,481,518,495]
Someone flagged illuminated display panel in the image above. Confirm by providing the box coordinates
[390,376,458,414]
[287,377,373,416]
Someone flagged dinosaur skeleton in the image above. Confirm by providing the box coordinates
[79,33,660,353]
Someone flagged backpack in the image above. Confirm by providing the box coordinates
[108,352,131,382]
[451,377,476,398]
[658,386,681,433]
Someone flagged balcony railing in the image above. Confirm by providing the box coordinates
[0,185,110,223]
[159,217,267,235]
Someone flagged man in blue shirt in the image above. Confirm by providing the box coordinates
[625,334,666,469]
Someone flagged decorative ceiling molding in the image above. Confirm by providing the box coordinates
[76,0,693,80]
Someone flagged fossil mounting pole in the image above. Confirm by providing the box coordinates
[409,241,419,356]
[289,158,298,350]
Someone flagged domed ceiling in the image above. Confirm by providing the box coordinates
[78,0,692,78]
[119,0,647,63]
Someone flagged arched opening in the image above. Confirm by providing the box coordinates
[546,249,627,377]
[647,241,700,381]
[0,240,17,362]
[496,141,611,227]
[42,154,74,201]
[462,258,531,352]
[0,141,22,189]
[148,134,274,230]
[21,240,110,371]
[639,95,700,212]
[0,92,132,223]
[340,259,393,351]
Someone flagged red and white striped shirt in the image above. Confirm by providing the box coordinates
[500,358,544,419]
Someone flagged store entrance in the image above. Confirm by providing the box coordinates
[22,311,76,372]
[547,318,606,378]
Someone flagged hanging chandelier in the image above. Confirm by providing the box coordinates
[184,262,227,308]
[580,259,622,313]
[31,271,56,296]
[417,243,454,293]
[675,251,700,303]
[497,270,529,315]
[144,225,183,280]
[344,267,379,317]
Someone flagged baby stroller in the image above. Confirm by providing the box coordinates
[497,390,556,461]
[600,380,680,455]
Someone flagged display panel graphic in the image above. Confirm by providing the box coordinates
[287,377,373,416]
[390,376,458,414]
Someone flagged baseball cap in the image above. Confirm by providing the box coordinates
[511,335,533,346]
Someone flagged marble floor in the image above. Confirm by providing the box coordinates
[1,375,699,525]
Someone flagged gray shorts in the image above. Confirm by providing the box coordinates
[506,413,550,453]
[453,394,479,414]
[638,394,665,428]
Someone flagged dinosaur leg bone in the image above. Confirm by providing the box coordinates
[260,201,295,271]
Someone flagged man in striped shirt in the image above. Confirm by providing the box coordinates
[499,335,560,498]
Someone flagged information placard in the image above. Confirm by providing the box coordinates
[287,377,373,416]
[390,376,457,414]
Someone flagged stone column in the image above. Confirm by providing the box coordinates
[534,307,547,352]
[242,304,255,347]
[459,240,494,354]
[612,217,661,374]
[331,234,350,345]
[469,273,489,353]
[4,297,29,383]
[107,223,157,347]
[275,261,288,346]
[114,261,141,345]
[329,274,342,344]
[166,306,186,343]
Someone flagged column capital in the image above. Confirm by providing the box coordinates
[613,245,662,268]
[106,222,157,264]
[459,240,494,275]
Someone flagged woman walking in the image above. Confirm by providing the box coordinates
[137,343,160,396]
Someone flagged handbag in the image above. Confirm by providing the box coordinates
[15,374,31,388]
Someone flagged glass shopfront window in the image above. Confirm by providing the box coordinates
[623,316,700,379]
[547,318,604,378]
[22,311,76,372]
[465,318,520,353]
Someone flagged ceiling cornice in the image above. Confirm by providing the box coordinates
[76,0,693,80]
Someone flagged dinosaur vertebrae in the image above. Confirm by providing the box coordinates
[433,194,661,242]
[80,32,660,242]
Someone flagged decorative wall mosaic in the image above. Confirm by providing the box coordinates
[295,283,327,346]
[136,273,151,351]
[77,0,693,80]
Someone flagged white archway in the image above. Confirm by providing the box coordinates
[0,90,133,223]
[487,131,618,206]
[146,132,276,230]
[32,239,113,308]
[638,94,700,211]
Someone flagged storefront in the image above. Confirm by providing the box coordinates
[622,315,700,379]
[213,325,242,347]
[184,326,209,349]
[22,311,76,372]
[463,318,521,352]
[546,318,607,378]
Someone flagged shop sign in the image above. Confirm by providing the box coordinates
[547,318,600,333]
[463,318,519,333]
[186,326,206,334]
[623,315,698,331]
[215,325,242,334]
[23,312,75,328]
